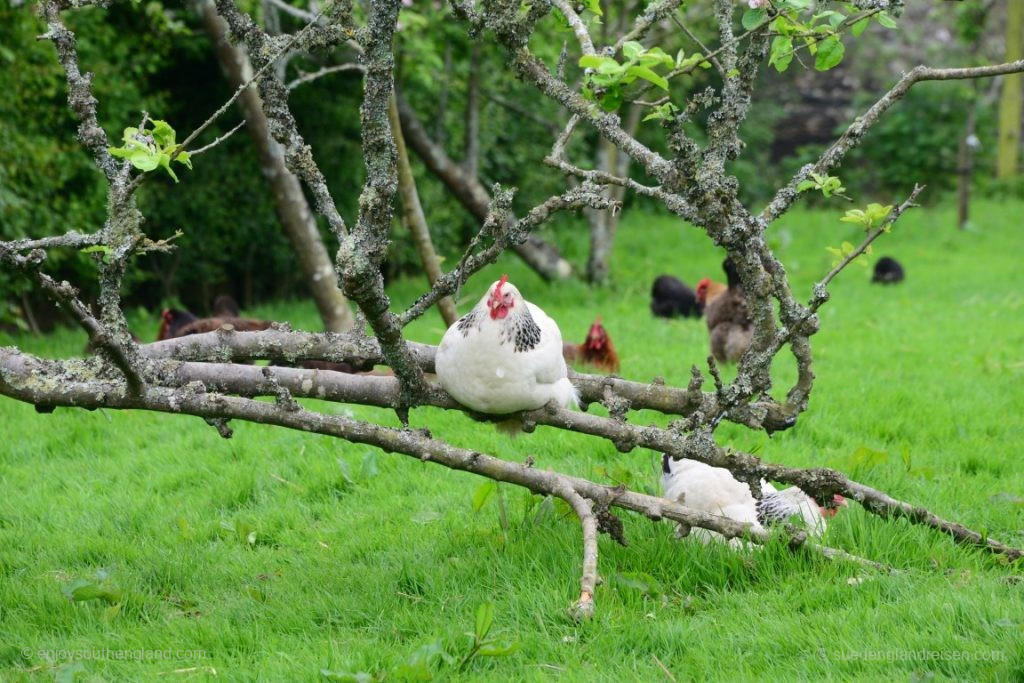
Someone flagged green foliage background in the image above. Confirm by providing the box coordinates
[0,2,1009,329]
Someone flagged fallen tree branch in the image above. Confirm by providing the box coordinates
[18,338,1021,562]
[137,329,794,429]
[0,346,893,616]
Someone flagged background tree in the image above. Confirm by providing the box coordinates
[996,0,1022,179]
[199,0,355,332]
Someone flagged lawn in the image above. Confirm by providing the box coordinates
[1,200,1023,681]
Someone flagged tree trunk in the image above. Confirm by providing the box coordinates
[386,93,459,327]
[957,104,977,230]
[436,43,452,147]
[463,42,481,180]
[585,104,642,284]
[996,0,1022,179]
[395,90,572,281]
[199,1,354,332]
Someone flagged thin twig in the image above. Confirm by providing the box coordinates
[672,14,725,76]
[188,119,247,156]
[286,62,364,91]
[173,11,323,159]
[550,0,596,55]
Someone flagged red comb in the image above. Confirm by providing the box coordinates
[494,274,509,297]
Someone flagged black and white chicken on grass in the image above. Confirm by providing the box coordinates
[435,275,579,428]
[661,455,846,547]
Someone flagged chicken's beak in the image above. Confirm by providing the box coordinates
[487,296,509,320]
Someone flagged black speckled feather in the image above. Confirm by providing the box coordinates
[456,310,482,337]
[499,307,542,353]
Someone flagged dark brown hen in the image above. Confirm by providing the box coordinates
[701,258,752,364]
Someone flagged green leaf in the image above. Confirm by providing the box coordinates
[796,180,816,192]
[622,41,643,61]
[865,203,893,224]
[477,642,519,657]
[642,102,678,122]
[741,8,766,31]
[158,152,180,183]
[109,145,160,172]
[638,47,673,69]
[876,11,898,29]
[598,89,623,111]
[813,10,845,30]
[579,54,611,69]
[583,0,602,17]
[80,245,112,255]
[626,65,668,90]
[677,52,710,71]
[475,601,495,640]
[595,59,627,75]
[851,17,869,36]
[769,36,793,72]
[471,480,497,512]
[840,208,868,226]
[814,36,845,71]
[151,119,177,147]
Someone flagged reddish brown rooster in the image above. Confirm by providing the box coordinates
[563,316,620,375]
[695,278,727,308]
[156,308,198,341]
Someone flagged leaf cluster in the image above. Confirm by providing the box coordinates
[108,119,192,183]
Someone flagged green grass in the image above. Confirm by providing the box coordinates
[2,200,1023,681]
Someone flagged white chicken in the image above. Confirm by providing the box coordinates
[660,455,844,547]
[435,275,579,418]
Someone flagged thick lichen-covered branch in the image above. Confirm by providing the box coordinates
[137,328,792,430]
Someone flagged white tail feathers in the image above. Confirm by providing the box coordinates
[554,378,580,410]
